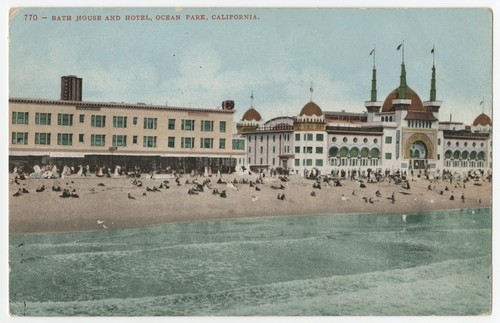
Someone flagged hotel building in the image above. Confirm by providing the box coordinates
[10,76,246,172]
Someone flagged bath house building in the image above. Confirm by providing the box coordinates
[236,61,492,177]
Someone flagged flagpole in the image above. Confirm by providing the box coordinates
[402,40,405,63]
[432,44,435,66]
[310,82,313,102]
[373,44,376,68]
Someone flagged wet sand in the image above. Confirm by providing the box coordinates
[9,173,491,234]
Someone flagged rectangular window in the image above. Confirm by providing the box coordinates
[35,133,51,145]
[232,139,245,150]
[295,133,300,141]
[385,153,392,160]
[91,115,106,128]
[385,136,392,144]
[11,132,28,145]
[12,112,29,125]
[316,133,324,141]
[79,114,85,123]
[168,119,176,130]
[260,146,263,154]
[295,146,300,153]
[249,146,252,153]
[219,121,227,133]
[306,159,313,166]
[181,137,195,148]
[219,138,226,149]
[143,117,157,130]
[57,113,73,126]
[303,146,313,154]
[112,135,127,147]
[260,136,263,142]
[272,146,276,153]
[260,158,263,164]
[316,147,323,154]
[201,120,214,132]
[132,136,138,144]
[200,138,214,149]
[315,159,323,166]
[168,136,175,148]
[57,133,73,146]
[35,113,51,125]
[304,133,313,141]
[438,138,441,145]
[79,134,84,143]
[90,134,106,146]
[133,117,138,125]
[143,136,157,148]
[295,159,300,166]
[181,119,195,131]
[113,116,128,128]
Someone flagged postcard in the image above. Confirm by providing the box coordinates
[7,6,493,317]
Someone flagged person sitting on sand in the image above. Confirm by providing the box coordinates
[13,188,22,197]
[220,190,227,198]
[449,194,455,201]
[188,188,198,195]
[311,191,316,197]
[375,190,382,197]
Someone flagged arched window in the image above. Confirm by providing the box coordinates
[350,147,360,158]
[361,147,370,158]
[478,151,485,160]
[453,150,460,160]
[329,146,338,157]
[339,147,349,158]
[444,150,452,159]
[461,151,468,160]
[469,151,477,160]
[370,148,380,158]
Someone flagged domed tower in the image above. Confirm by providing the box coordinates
[472,112,492,133]
[294,101,325,131]
[236,107,262,134]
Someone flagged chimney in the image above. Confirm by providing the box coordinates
[60,75,82,101]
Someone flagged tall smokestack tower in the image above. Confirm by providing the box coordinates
[60,75,82,101]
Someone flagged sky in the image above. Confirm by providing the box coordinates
[8,7,492,125]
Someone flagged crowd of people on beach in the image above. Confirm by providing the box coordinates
[10,162,491,208]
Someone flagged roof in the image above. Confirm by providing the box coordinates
[241,107,262,121]
[472,113,492,126]
[404,111,438,121]
[9,97,235,114]
[381,87,425,113]
[299,101,323,116]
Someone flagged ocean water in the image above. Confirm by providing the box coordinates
[9,209,491,316]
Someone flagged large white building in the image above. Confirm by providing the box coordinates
[236,60,492,177]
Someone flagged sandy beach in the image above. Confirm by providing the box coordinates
[9,172,491,234]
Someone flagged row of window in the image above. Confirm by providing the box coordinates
[11,112,227,132]
[248,145,292,154]
[446,141,485,148]
[444,150,486,161]
[407,120,433,128]
[295,133,324,142]
[294,159,324,167]
[247,134,292,143]
[332,137,380,144]
[11,132,239,149]
[295,146,323,154]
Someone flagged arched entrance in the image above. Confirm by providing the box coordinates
[405,134,434,170]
